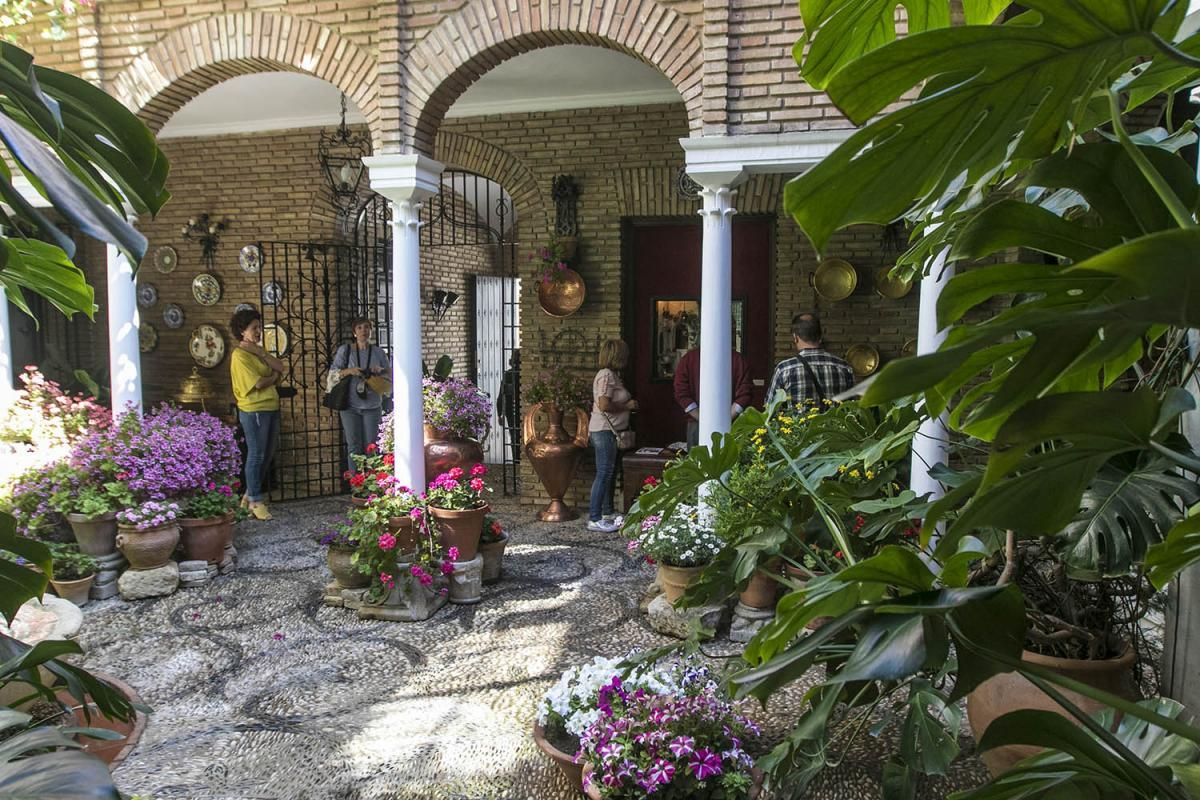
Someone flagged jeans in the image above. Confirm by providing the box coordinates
[340,407,383,473]
[239,410,279,502]
[589,430,617,522]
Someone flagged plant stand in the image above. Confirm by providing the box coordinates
[729,602,775,643]
[89,552,126,601]
[447,555,483,605]
[357,561,448,622]
[118,562,179,601]
[645,594,725,640]
[178,560,220,588]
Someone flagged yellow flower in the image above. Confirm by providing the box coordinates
[755,427,767,436]
[866,470,875,480]
[756,445,765,454]
[849,469,861,478]
[837,465,846,473]
[781,427,792,434]
[779,416,793,425]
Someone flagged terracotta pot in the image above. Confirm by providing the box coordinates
[657,563,705,603]
[537,267,586,317]
[532,722,583,792]
[178,515,228,563]
[326,546,369,589]
[582,761,762,799]
[50,574,94,607]
[523,403,589,521]
[218,512,236,549]
[423,425,485,484]
[67,512,119,557]
[430,505,486,561]
[739,557,782,610]
[115,523,180,570]
[58,671,148,767]
[387,515,420,556]
[349,495,369,508]
[967,644,1138,776]
[479,534,509,583]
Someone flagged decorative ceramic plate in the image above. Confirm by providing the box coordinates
[152,245,178,274]
[136,283,158,308]
[812,258,858,301]
[138,323,157,353]
[846,344,881,377]
[192,273,221,306]
[901,339,917,358]
[239,244,262,273]
[263,322,290,357]
[261,281,283,306]
[163,303,185,329]
[235,303,256,314]
[874,265,913,299]
[189,324,225,368]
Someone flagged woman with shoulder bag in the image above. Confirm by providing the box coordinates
[331,317,391,472]
[588,338,637,533]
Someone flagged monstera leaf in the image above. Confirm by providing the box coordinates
[0,709,120,800]
[1061,457,1200,580]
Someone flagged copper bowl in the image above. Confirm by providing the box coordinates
[537,268,586,317]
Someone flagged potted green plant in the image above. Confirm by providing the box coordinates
[350,486,446,604]
[426,464,491,561]
[421,377,490,478]
[178,482,240,564]
[319,523,365,590]
[478,514,508,583]
[625,503,724,603]
[115,501,181,570]
[48,544,97,607]
[345,443,394,506]
[56,483,130,557]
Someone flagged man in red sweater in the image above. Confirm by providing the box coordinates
[673,348,754,447]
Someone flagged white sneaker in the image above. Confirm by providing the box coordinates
[604,514,625,528]
[587,519,619,533]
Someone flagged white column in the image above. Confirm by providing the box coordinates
[0,286,13,399]
[106,243,142,416]
[909,247,953,501]
[364,154,443,491]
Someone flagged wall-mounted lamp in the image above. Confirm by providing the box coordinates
[431,289,459,321]
[181,213,230,270]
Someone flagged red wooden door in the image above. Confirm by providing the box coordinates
[626,219,773,447]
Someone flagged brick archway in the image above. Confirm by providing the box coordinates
[108,12,381,146]
[434,131,550,237]
[406,0,703,155]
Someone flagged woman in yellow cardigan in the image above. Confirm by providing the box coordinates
[229,307,286,520]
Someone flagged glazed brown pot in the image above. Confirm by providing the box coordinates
[581,762,762,799]
[326,546,369,589]
[533,722,583,791]
[967,644,1138,776]
[424,425,485,484]
[657,563,705,603]
[479,534,509,583]
[430,505,487,561]
[50,574,94,607]
[387,515,420,556]
[115,523,180,570]
[178,515,228,563]
[739,558,782,610]
[349,496,369,508]
[523,403,589,522]
[67,512,119,557]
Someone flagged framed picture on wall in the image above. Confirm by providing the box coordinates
[651,297,746,381]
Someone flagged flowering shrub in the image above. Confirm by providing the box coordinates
[319,525,359,550]
[577,681,759,799]
[117,500,181,530]
[49,542,97,581]
[183,482,241,519]
[422,377,490,441]
[531,240,571,286]
[481,514,505,544]
[6,461,72,536]
[344,443,395,498]
[628,504,723,567]
[426,464,490,511]
[349,486,446,602]
[525,371,590,410]
[0,366,110,452]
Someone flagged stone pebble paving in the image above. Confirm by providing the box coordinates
[75,497,987,799]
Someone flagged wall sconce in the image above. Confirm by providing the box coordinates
[181,213,230,270]
[552,175,580,260]
[430,289,459,321]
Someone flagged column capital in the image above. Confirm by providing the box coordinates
[363,154,444,205]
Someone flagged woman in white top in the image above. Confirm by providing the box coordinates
[587,339,637,532]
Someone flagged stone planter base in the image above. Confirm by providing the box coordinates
[645,594,725,640]
[729,601,776,643]
[357,562,447,622]
[118,562,179,601]
[178,560,220,588]
[90,552,126,601]
[447,555,483,605]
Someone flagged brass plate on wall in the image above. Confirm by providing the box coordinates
[846,344,880,377]
[874,266,913,299]
[812,258,858,301]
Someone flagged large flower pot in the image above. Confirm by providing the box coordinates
[326,546,368,589]
[387,515,420,557]
[582,761,762,799]
[533,722,583,792]
[739,558,782,610]
[424,425,485,483]
[178,515,228,563]
[349,496,369,508]
[657,563,705,604]
[430,505,487,561]
[115,523,180,571]
[50,574,94,607]
[67,512,119,557]
[967,645,1138,776]
[479,534,509,583]
[218,512,236,549]
[523,403,589,522]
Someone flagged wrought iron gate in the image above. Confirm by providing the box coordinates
[256,240,388,500]
[355,170,522,495]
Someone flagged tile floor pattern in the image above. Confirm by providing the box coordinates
[77,497,989,799]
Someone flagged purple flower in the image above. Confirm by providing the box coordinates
[647,758,675,785]
[668,735,695,757]
[596,741,623,763]
[689,748,722,780]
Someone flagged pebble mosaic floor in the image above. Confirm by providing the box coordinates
[76,496,988,799]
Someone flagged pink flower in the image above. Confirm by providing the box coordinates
[410,507,424,520]
[447,467,464,480]
[443,479,460,491]
[447,546,460,561]
[469,477,484,492]
[418,573,433,587]
[380,572,395,589]
[378,533,396,551]
[410,565,425,578]
[272,632,285,641]
[206,481,216,491]
[470,463,487,477]
[490,520,503,535]
[440,561,454,575]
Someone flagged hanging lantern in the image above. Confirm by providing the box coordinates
[318,93,371,218]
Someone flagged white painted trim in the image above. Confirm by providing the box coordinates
[445,88,682,119]
[9,175,51,209]
[157,111,364,140]
[681,130,856,178]
[364,154,445,204]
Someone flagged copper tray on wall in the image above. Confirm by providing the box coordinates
[538,267,586,317]
[846,344,880,377]
[812,258,858,301]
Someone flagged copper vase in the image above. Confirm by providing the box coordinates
[423,425,485,483]
[523,403,589,522]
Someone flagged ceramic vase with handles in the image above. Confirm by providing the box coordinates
[424,425,485,482]
[116,523,180,570]
[523,403,589,522]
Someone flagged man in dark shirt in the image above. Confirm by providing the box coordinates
[767,313,855,407]
[673,347,754,446]
[496,349,521,463]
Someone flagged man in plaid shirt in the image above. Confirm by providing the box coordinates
[767,313,856,407]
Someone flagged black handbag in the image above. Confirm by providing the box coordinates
[322,374,352,411]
